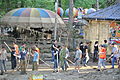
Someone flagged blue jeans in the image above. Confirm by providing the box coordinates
[51,50,55,62]
[98,58,106,69]
[111,57,117,68]
[83,57,86,65]
[54,59,58,69]
[0,60,7,72]
[61,60,68,71]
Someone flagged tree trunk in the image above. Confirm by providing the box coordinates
[6,0,10,11]
[68,0,74,48]
[96,0,99,10]
[58,0,61,7]
[21,0,24,7]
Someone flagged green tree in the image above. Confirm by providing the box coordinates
[0,0,117,18]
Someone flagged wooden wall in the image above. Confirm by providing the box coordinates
[84,20,110,53]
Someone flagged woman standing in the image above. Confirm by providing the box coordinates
[93,41,99,62]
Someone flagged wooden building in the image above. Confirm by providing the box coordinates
[83,3,120,53]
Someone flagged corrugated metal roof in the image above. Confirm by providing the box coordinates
[83,3,120,21]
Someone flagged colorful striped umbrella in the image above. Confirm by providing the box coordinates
[1,8,65,28]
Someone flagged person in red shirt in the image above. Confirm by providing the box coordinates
[13,42,19,55]
[97,45,106,71]
[13,42,20,71]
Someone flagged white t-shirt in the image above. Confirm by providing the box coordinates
[0,49,7,60]
[75,49,82,59]
[116,50,120,58]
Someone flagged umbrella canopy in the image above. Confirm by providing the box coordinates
[0,8,65,28]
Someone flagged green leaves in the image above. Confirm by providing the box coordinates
[0,0,115,17]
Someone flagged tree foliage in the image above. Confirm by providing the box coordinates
[0,0,116,18]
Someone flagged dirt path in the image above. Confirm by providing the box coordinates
[0,61,120,80]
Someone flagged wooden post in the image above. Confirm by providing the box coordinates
[54,0,58,40]
[68,0,74,47]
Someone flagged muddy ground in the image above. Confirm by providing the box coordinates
[0,61,120,80]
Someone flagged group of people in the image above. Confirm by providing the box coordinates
[93,40,120,71]
[0,42,40,75]
[0,39,120,75]
[51,40,70,72]
[51,40,91,73]
[51,40,120,73]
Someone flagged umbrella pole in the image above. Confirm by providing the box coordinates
[54,0,58,40]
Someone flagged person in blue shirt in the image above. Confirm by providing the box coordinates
[19,48,27,74]
[31,49,39,71]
